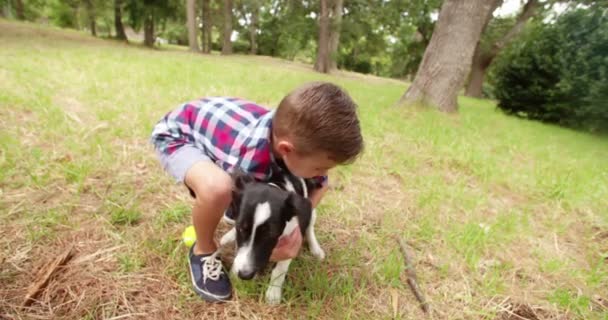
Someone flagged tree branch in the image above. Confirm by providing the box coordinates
[395,236,430,314]
[491,0,540,56]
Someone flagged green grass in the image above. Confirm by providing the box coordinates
[1,19,607,319]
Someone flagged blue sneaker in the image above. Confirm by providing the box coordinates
[188,246,232,302]
[222,207,236,225]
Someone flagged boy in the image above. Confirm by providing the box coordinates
[150,82,363,302]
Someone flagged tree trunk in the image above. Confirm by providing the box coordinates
[15,0,24,20]
[201,0,212,53]
[465,48,492,97]
[314,0,331,73]
[399,0,502,113]
[329,0,343,70]
[186,0,199,51]
[144,14,155,47]
[85,0,97,37]
[249,1,259,55]
[465,0,539,97]
[222,0,233,55]
[114,0,127,40]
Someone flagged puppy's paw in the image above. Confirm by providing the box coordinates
[310,246,325,261]
[265,287,282,305]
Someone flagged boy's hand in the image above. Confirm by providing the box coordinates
[270,226,302,261]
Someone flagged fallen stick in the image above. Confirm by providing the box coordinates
[395,236,430,314]
[22,245,75,307]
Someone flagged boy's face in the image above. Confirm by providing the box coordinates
[274,137,337,178]
[282,151,336,178]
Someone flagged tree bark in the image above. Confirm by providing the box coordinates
[398,0,502,113]
[465,0,539,97]
[249,0,259,55]
[187,0,199,51]
[144,14,155,47]
[465,49,492,97]
[329,0,343,70]
[201,0,212,53]
[114,0,128,40]
[85,0,97,37]
[222,0,233,55]
[15,0,24,20]
[314,0,331,73]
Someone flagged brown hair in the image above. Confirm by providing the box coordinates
[273,82,363,164]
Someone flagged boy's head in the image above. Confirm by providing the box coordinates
[272,82,363,178]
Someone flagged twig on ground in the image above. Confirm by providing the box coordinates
[22,245,75,307]
[395,236,430,314]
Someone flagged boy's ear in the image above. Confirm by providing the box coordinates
[276,140,295,156]
[284,193,312,236]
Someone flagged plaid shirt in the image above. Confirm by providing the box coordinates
[151,97,327,184]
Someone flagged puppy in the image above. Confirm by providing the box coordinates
[220,166,325,304]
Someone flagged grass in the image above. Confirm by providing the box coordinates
[1,18,607,319]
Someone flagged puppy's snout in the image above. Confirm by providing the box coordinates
[238,269,255,280]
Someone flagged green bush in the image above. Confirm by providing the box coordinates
[492,8,608,132]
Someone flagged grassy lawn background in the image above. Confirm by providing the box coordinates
[1,19,607,319]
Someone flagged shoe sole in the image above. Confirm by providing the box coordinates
[192,284,232,302]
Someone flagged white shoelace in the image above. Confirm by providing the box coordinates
[201,252,223,283]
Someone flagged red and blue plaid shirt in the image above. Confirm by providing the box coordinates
[151,97,327,184]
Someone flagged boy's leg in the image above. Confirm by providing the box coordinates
[184,161,232,255]
[183,161,233,302]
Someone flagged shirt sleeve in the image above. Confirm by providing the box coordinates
[150,103,195,156]
[313,175,328,187]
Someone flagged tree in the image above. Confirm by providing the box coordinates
[126,0,181,48]
[247,0,259,54]
[222,0,233,54]
[465,0,540,97]
[398,0,502,113]
[201,0,212,53]
[15,0,24,20]
[235,0,260,54]
[143,12,154,46]
[398,0,442,77]
[314,0,330,72]
[84,0,97,36]
[186,0,199,51]
[115,0,128,41]
[328,0,343,70]
[315,0,344,73]
[125,0,154,46]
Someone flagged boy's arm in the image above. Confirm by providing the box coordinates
[270,183,327,262]
[309,183,328,208]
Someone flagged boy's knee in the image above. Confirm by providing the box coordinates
[185,162,233,209]
[193,175,232,208]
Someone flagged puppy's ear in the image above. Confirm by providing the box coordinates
[231,168,255,192]
[230,168,255,220]
[284,193,312,235]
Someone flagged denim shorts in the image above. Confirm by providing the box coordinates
[156,145,212,184]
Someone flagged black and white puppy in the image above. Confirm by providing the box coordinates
[219,164,325,304]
